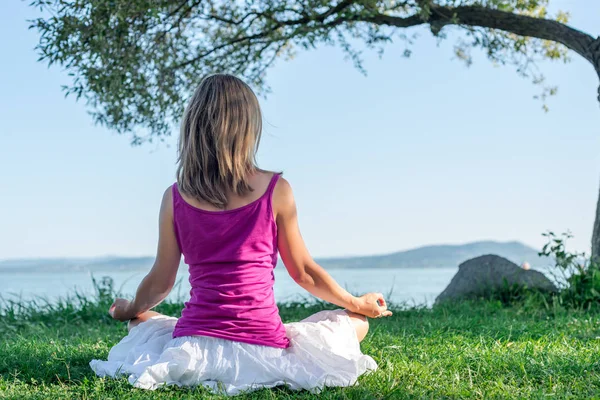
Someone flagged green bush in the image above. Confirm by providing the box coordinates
[540,231,600,309]
[483,279,551,307]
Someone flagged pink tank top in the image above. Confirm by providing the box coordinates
[171,173,289,348]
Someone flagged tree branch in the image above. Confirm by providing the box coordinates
[366,6,599,67]
[174,1,354,70]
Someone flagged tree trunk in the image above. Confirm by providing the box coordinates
[592,180,600,261]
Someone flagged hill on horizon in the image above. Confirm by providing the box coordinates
[316,240,549,269]
[0,240,549,272]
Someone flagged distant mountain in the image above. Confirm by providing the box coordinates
[0,241,549,272]
[0,256,155,273]
[316,241,550,270]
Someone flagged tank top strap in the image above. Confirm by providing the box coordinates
[266,172,281,197]
[265,173,281,216]
[172,182,182,207]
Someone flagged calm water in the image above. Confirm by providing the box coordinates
[0,267,459,307]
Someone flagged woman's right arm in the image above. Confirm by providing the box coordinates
[274,178,392,318]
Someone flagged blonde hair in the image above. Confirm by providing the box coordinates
[176,74,262,208]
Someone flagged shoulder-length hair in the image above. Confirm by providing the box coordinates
[176,74,262,208]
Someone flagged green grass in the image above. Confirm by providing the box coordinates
[2,295,600,399]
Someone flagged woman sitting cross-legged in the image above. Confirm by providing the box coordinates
[90,73,392,396]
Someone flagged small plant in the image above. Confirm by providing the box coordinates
[489,279,530,305]
[478,278,551,308]
[540,231,600,309]
[91,275,115,303]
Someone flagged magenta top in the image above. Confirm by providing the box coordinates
[171,173,290,348]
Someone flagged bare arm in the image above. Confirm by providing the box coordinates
[110,186,182,321]
[274,178,391,318]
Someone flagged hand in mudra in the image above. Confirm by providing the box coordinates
[355,293,393,318]
[109,298,135,321]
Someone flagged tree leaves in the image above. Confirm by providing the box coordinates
[29,0,596,143]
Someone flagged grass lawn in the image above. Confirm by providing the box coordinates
[1,296,600,399]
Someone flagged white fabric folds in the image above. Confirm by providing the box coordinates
[90,309,377,396]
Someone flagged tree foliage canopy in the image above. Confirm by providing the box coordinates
[31,0,599,143]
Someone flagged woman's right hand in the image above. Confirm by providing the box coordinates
[353,293,393,318]
[109,298,137,321]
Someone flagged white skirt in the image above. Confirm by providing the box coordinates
[90,309,377,395]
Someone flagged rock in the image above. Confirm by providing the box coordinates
[435,254,557,304]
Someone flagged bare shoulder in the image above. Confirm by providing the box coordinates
[273,175,295,213]
[274,175,292,196]
[160,185,174,214]
[163,185,174,201]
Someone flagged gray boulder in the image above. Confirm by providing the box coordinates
[435,254,557,304]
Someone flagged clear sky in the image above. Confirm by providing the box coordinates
[1,1,598,260]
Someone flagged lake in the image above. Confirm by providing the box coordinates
[1,266,459,307]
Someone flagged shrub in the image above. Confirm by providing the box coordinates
[540,231,600,309]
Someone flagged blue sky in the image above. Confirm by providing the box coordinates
[1,1,598,260]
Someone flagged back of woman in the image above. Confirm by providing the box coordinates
[89,73,392,396]
[172,173,288,348]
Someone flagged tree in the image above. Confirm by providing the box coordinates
[593,185,600,261]
[30,0,600,256]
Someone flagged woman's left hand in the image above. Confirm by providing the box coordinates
[353,293,393,318]
[109,298,136,321]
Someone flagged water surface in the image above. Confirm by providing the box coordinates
[1,266,459,307]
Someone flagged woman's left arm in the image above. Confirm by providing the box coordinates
[110,186,182,321]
